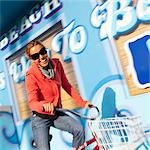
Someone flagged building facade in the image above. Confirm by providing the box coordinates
[0,0,150,149]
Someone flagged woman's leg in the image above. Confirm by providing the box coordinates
[31,114,52,150]
[53,113,85,149]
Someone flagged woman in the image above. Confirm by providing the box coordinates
[25,40,91,150]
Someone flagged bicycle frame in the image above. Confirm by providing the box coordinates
[57,107,150,150]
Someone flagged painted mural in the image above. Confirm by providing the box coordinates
[0,0,150,150]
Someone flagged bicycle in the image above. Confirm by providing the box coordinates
[32,105,150,150]
[56,105,150,150]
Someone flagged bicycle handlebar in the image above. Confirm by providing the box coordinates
[55,105,100,120]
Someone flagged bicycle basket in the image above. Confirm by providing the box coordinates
[88,116,146,150]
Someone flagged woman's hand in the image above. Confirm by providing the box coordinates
[84,101,93,109]
[42,102,54,115]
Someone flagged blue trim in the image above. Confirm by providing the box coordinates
[89,74,123,100]
[0,112,19,144]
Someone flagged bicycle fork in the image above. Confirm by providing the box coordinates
[77,137,105,150]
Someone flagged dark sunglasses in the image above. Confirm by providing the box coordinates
[30,47,47,60]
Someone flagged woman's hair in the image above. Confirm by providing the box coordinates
[25,40,44,58]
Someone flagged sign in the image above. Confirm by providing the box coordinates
[115,24,150,95]
[125,32,150,89]
[91,0,150,40]
[0,0,62,50]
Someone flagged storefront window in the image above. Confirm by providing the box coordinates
[6,49,31,120]
[6,22,80,121]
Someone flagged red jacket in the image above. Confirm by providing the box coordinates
[25,58,87,115]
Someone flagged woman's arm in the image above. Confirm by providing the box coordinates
[25,72,50,112]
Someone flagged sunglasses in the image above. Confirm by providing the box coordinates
[30,47,47,60]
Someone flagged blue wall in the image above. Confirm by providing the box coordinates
[0,0,150,149]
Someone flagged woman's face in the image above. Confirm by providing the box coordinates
[30,44,49,68]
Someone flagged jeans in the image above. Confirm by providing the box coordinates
[31,112,85,150]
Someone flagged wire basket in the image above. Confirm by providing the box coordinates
[88,116,146,150]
